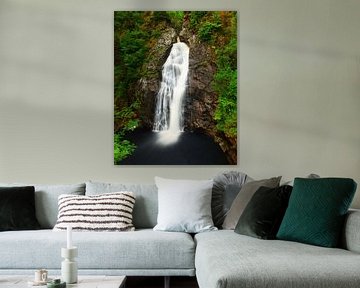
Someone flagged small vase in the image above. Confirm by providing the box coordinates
[61,247,78,284]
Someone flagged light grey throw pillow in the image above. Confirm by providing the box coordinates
[283,173,320,186]
[212,171,251,228]
[153,177,217,233]
[222,176,281,230]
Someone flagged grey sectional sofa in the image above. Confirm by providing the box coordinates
[1,181,360,288]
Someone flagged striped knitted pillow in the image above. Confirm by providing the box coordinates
[53,192,135,231]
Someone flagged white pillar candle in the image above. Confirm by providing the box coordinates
[67,225,72,249]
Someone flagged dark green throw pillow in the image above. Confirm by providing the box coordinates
[234,185,292,239]
[0,186,41,231]
[277,178,357,247]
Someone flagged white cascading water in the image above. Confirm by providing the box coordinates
[153,40,189,145]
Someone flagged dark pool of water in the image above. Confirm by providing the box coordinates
[119,129,229,165]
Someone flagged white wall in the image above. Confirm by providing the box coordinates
[0,0,359,207]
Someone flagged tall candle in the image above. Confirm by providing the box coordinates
[67,225,72,249]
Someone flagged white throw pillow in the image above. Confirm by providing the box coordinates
[53,192,135,232]
[153,177,217,233]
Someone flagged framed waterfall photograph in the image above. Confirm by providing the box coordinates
[114,11,237,165]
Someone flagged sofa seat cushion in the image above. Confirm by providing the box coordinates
[195,230,360,288]
[0,229,195,271]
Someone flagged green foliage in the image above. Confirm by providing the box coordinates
[190,11,222,43]
[115,29,149,100]
[217,37,237,70]
[114,134,136,164]
[114,101,140,130]
[114,65,124,99]
[152,11,171,24]
[198,21,221,42]
[114,13,150,163]
[114,11,144,31]
[213,67,237,137]
[114,101,140,164]
[211,12,238,138]
[189,11,207,28]
[166,11,184,31]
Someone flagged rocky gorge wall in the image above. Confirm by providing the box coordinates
[137,23,237,164]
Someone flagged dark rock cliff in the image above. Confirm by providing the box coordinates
[137,28,176,129]
[137,26,237,164]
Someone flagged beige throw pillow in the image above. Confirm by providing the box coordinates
[222,176,281,230]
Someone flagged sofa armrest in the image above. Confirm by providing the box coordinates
[342,209,360,253]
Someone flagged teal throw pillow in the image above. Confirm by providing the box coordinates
[277,177,357,247]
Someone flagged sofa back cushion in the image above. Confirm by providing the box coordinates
[86,181,158,229]
[342,209,360,253]
[0,183,85,229]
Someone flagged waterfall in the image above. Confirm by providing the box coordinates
[153,41,189,144]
